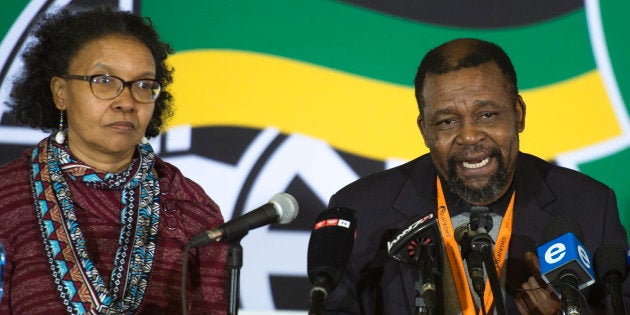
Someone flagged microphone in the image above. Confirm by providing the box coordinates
[455,222,487,298]
[537,215,595,315]
[455,207,506,315]
[594,244,627,315]
[454,207,495,297]
[387,213,441,313]
[307,207,357,315]
[188,192,299,246]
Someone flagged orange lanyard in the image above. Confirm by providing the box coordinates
[435,177,515,314]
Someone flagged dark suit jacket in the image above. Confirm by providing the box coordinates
[326,152,629,314]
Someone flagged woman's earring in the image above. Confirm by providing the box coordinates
[54,110,65,144]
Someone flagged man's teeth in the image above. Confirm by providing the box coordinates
[462,157,490,169]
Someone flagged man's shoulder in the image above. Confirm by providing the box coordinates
[329,154,434,211]
[336,154,432,193]
[519,152,612,192]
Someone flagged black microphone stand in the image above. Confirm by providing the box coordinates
[408,240,437,315]
[557,271,581,315]
[471,233,506,315]
[469,208,506,315]
[414,279,430,315]
[606,272,627,315]
[412,268,431,314]
[308,275,331,315]
[227,241,243,315]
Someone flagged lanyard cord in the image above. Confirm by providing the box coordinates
[435,176,515,314]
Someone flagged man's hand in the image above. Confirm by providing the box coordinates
[514,251,562,314]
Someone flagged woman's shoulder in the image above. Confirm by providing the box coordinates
[0,153,31,189]
[154,156,202,189]
[153,156,224,231]
[153,156,218,206]
[0,153,35,230]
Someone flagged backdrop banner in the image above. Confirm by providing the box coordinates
[1,0,629,312]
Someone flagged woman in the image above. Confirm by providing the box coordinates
[0,8,228,314]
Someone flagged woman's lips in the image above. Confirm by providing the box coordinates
[108,121,135,131]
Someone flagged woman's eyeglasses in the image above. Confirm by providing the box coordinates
[60,74,161,103]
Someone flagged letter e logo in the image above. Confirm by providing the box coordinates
[545,243,566,264]
[577,245,591,268]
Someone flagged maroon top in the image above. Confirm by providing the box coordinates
[0,149,228,314]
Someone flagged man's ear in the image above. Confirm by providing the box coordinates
[417,113,430,148]
[417,114,425,135]
[50,76,67,110]
[515,95,526,133]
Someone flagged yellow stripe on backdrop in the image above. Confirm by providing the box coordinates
[169,50,621,161]
[520,70,621,157]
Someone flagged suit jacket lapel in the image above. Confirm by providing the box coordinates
[392,155,437,219]
[504,153,560,312]
[512,153,558,242]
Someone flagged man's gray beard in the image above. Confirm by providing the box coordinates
[446,154,509,205]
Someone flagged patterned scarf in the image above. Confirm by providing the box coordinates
[30,136,161,314]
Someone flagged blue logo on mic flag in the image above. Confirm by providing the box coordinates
[537,232,595,292]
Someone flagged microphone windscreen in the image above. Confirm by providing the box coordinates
[386,214,441,268]
[454,223,470,244]
[307,207,357,286]
[543,214,584,243]
[594,244,627,280]
[270,192,299,224]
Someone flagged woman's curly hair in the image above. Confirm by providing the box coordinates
[7,7,174,138]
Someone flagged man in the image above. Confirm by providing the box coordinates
[325,38,629,314]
